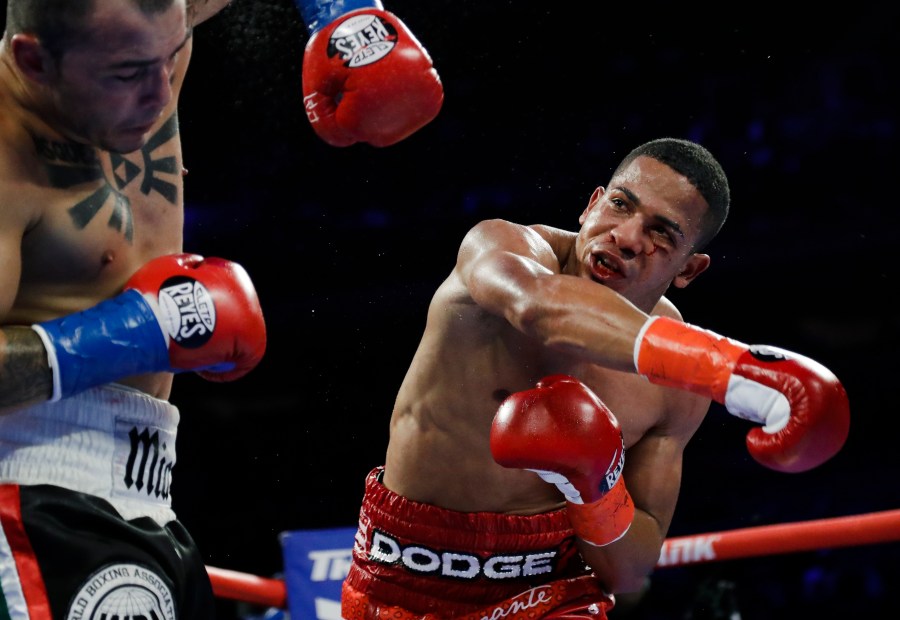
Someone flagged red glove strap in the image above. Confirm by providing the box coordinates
[566,479,635,547]
[636,316,745,403]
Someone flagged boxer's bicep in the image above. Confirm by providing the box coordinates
[458,219,558,318]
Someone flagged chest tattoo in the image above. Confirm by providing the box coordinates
[32,114,181,243]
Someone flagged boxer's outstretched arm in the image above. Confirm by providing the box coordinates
[459,218,849,473]
[458,218,653,373]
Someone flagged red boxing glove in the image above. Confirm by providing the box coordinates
[491,375,635,547]
[126,254,267,382]
[302,8,444,147]
[635,316,850,473]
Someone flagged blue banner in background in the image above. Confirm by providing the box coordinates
[280,526,357,620]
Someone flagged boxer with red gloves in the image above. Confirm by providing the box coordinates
[297,0,444,146]
[32,253,266,402]
[342,137,851,619]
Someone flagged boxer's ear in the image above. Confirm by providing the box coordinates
[12,33,55,85]
[579,187,605,225]
[672,253,710,289]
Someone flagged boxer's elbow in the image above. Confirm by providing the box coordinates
[587,551,656,597]
[610,565,655,595]
[579,522,663,595]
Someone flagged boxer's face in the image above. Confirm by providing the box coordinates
[575,156,711,311]
[45,0,189,153]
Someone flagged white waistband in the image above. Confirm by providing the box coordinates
[0,384,180,525]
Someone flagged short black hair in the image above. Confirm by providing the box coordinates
[5,0,176,59]
[612,138,730,251]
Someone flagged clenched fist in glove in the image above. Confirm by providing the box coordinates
[297,0,443,146]
[32,254,266,401]
[635,316,850,473]
[491,375,635,547]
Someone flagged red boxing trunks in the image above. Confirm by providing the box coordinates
[342,467,615,619]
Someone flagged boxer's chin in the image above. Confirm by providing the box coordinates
[104,125,154,154]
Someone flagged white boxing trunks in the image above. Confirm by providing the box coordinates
[0,383,178,525]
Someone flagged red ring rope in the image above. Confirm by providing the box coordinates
[206,565,287,608]
[658,508,900,567]
[207,508,900,608]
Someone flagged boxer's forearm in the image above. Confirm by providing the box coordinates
[0,326,53,412]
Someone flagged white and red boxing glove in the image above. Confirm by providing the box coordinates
[32,254,266,401]
[124,254,266,381]
[635,316,850,473]
[298,0,443,147]
[491,374,635,547]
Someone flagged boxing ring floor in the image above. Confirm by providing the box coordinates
[206,507,900,618]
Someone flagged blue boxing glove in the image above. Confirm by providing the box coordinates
[297,0,443,146]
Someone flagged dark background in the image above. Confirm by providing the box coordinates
[23,0,900,617]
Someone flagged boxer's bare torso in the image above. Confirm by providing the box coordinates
[384,223,710,519]
[0,0,229,406]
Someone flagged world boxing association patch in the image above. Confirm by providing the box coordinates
[66,563,175,620]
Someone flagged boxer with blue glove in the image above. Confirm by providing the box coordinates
[1,251,265,618]
[0,1,265,617]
